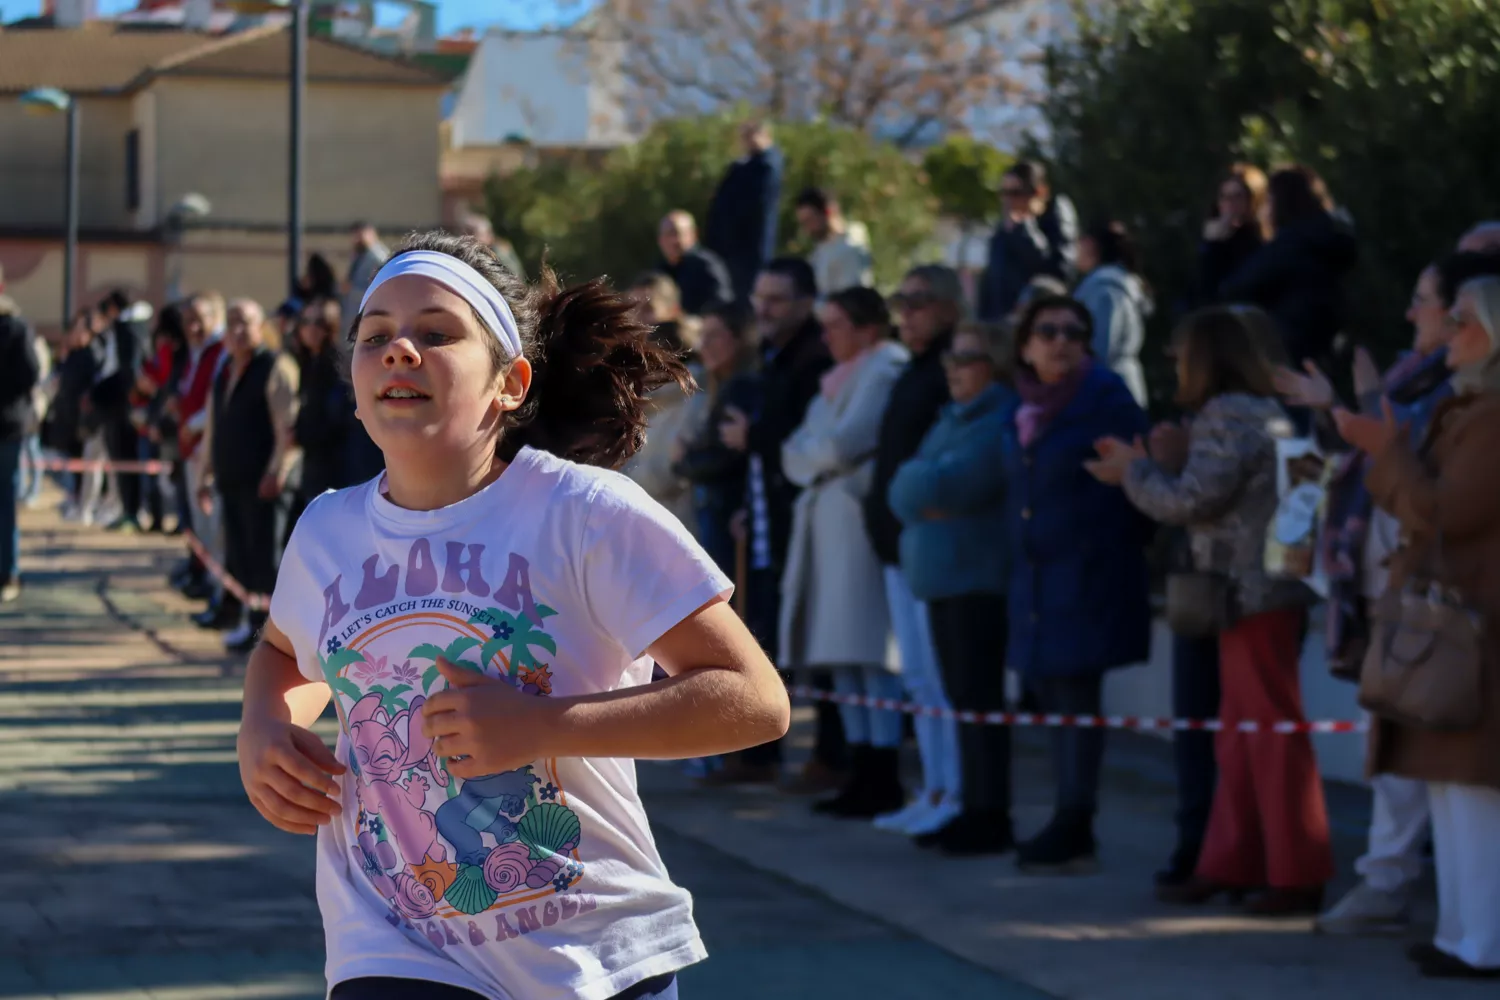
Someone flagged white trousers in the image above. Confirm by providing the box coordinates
[1355,773,1430,893]
[883,567,961,800]
[1428,782,1500,969]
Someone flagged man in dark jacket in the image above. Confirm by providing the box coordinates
[714,256,833,786]
[705,120,784,304]
[197,299,300,653]
[656,211,733,315]
[977,161,1074,322]
[0,282,41,602]
[91,290,147,531]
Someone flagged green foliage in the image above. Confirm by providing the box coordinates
[487,113,941,292]
[1043,0,1500,392]
[921,135,1015,226]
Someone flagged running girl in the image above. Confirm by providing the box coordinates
[236,232,790,1000]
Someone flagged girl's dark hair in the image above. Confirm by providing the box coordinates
[824,285,891,331]
[1171,306,1279,411]
[1011,294,1093,372]
[1085,220,1140,274]
[351,230,691,470]
[1005,160,1048,196]
[1268,166,1332,232]
[1434,250,1500,308]
[303,296,342,356]
[304,253,338,300]
[154,302,187,350]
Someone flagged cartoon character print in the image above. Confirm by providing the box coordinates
[327,595,586,931]
[347,691,447,869]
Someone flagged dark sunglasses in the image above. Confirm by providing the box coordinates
[942,349,992,369]
[1031,321,1088,342]
[890,292,938,311]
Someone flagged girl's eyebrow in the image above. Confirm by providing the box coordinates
[361,307,457,320]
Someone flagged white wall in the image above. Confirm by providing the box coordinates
[450,32,630,149]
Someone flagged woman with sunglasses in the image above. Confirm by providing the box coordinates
[1000,295,1152,872]
[887,321,1017,854]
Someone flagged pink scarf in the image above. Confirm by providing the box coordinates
[1015,358,1093,448]
[820,346,874,401]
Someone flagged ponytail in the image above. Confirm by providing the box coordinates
[364,231,692,470]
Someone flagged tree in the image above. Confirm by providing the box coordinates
[585,0,1032,145]
[1041,0,1500,392]
[922,134,1014,267]
[487,113,940,291]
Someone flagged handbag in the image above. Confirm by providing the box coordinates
[1357,527,1485,731]
[1163,528,1237,637]
[1165,571,1236,637]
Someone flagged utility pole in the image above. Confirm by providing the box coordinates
[288,0,307,297]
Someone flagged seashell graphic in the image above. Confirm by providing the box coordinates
[393,872,437,920]
[410,856,458,900]
[443,863,498,915]
[525,855,564,889]
[482,843,532,893]
[516,803,582,860]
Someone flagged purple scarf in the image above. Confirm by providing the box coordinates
[1015,358,1093,447]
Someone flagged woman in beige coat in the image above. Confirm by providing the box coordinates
[780,286,908,819]
[1338,275,1500,980]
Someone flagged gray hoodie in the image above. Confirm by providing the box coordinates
[1075,263,1152,406]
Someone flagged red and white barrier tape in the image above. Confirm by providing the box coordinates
[789,685,1367,734]
[23,457,174,474]
[182,530,271,611]
[166,525,1368,732]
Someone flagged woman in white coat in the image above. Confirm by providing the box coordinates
[780,286,910,819]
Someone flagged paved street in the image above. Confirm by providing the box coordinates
[0,495,1489,999]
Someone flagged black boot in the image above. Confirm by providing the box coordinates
[1154,839,1202,888]
[857,746,906,819]
[1016,807,1097,874]
[935,809,1015,857]
[194,598,242,631]
[812,745,872,818]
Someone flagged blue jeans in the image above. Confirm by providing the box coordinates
[19,433,42,503]
[832,666,906,747]
[0,438,21,583]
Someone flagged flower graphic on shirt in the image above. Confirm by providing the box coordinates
[326,636,343,656]
[353,830,397,896]
[538,782,559,802]
[491,621,514,640]
[366,815,384,838]
[469,605,559,678]
[392,660,420,686]
[352,655,389,685]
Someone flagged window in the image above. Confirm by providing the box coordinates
[125,130,140,212]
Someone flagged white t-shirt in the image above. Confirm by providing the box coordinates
[270,446,730,1000]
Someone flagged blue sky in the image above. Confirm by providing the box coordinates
[3,1,590,33]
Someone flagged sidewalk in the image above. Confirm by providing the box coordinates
[1,496,1491,999]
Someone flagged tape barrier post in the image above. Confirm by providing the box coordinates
[786,685,1366,734]
[182,530,271,612]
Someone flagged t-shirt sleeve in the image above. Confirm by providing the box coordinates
[269,496,327,684]
[578,477,733,660]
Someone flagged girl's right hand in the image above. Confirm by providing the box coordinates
[237,718,345,835]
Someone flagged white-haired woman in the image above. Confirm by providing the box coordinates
[1335,276,1500,980]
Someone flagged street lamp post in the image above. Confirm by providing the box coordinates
[20,87,78,329]
[289,0,307,298]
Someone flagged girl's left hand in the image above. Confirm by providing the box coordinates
[421,657,552,779]
[1333,398,1402,456]
[1084,435,1147,485]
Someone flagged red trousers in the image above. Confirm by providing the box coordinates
[1196,607,1334,889]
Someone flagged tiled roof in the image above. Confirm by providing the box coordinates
[0,22,446,96]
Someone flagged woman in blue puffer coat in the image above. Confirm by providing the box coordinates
[888,321,1017,856]
[1001,295,1153,873]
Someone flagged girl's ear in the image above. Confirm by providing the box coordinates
[496,357,532,414]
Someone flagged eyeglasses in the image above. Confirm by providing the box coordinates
[891,292,937,311]
[1031,321,1088,342]
[942,350,992,369]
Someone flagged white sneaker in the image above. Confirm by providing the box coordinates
[873,795,934,833]
[1314,880,1410,935]
[904,795,962,836]
[223,623,255,649]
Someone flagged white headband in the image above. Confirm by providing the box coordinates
[358,250,522,359]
